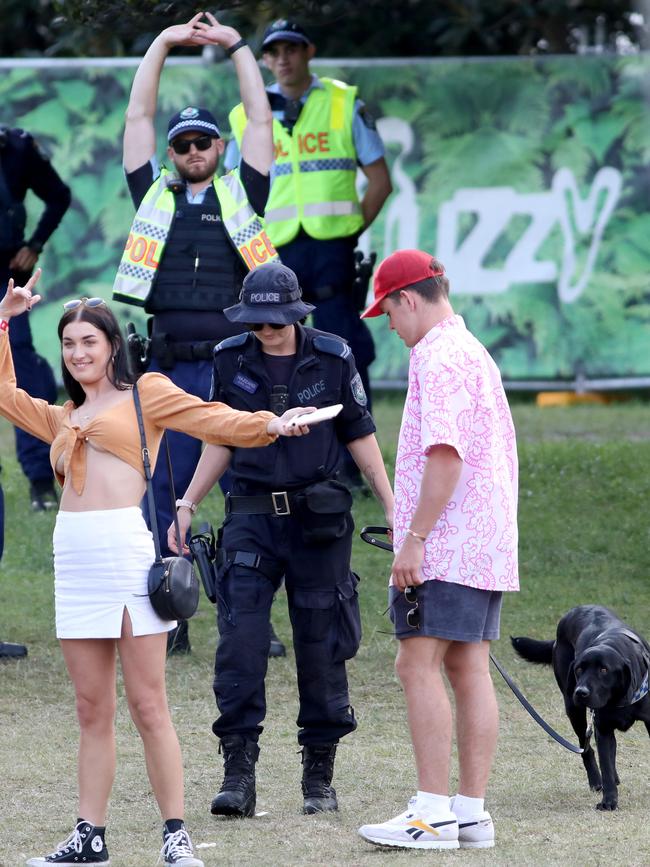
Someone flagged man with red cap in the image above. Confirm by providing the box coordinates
[357,250,519,851]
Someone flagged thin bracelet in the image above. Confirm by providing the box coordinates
[406,528,427,542]
[226,38,248,57]
[0,319,9,333]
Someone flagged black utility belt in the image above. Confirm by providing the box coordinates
[225,479,354,544]
[225,490,297,516]
[150,335,218,364]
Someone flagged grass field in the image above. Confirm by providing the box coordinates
[1,396,650,867]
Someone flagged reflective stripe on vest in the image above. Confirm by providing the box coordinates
[229,78,363,247]
[113,168,278,306]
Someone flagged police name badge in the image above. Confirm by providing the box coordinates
[233,372,259,394]
[350,372,367,406]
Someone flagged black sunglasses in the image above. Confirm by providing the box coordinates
[247,322,286,331]
[404,586,420,629]
[171,134,214,155]
[63,297,107,311]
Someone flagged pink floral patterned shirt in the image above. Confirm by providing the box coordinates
[393,315,519,591]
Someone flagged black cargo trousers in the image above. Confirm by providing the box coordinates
[212,507,361,746]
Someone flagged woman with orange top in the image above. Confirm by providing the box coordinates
[0,270,310,867]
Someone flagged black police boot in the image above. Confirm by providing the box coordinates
[167,619,191,655]
[210,735,259,818]
[269,621,286,658]
[301,743,339,814]
[0,641,27,659]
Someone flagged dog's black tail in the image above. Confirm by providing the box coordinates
[510,636,554,664]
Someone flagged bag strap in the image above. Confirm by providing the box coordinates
[132,382,184,564]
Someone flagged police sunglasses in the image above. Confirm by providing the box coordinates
[63,297,107,311]
[171,134,214,155]
[247,322,286,331]
[404,586,420,629]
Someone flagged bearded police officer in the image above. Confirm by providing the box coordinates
[225,19,392,449]
[114,13,276,652]
[169,262,393,817]
[0,125,70,512]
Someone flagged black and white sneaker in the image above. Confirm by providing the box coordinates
[160,827,204,867]
[26,820,109,865]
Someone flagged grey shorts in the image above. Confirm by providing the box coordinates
[389,580,503,642]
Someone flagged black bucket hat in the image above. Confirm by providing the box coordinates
[224,263,315,325]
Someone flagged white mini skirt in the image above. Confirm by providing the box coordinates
[53,507,176,639]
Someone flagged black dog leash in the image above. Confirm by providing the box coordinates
[360,526,583,755]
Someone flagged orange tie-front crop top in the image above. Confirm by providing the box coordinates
[0,332,276,495]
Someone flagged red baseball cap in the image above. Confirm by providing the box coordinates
[361,250,444,318]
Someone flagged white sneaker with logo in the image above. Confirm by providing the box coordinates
[358,797,459,850]
[456,810,495,849]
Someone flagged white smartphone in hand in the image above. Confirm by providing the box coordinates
[289,403,343,427]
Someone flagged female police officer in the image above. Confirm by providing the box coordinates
[169,262,393,817]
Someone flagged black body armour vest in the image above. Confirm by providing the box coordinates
[147,185,247,314]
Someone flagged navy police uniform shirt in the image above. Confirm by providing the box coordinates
[0,127,71,253]
[210,324,376,493]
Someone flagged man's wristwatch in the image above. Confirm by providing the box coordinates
[175,498,197,514]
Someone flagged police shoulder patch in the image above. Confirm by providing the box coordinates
[313,334,351,359]
[350,372,368,406]
[214,332,250,354]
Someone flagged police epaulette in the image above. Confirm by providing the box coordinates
[313,334,351,359]
[214,332,250,354]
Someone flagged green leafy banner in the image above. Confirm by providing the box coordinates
[2,54,649,386]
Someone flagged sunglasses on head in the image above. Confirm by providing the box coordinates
[404,585,420,629]
[248,322,286,331]
[63,297,107,311]
[171,134,214,155]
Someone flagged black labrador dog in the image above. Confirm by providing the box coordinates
[512,605,650,810]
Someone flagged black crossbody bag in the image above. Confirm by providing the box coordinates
[132,383,199,621]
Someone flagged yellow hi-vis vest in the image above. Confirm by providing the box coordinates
[112,167,279,306]
[229,78,364,248]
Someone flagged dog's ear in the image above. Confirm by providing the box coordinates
[621,645,648,705]
[566,658,577,691]
[619,661,634,704]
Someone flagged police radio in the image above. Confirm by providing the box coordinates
[165,174,186,195]
[352,250,377,312]
[270,385,289,416]
[126,322,151,378]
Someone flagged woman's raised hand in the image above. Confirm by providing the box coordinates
[0,268,43,319]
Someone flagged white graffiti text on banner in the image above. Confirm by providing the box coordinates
[436,167,622,302]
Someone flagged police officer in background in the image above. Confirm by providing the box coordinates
[115,13,276,653]
[226,19,392,484]
[0,465,27,659]
[169,262,393,817]
[0,124,70,511]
